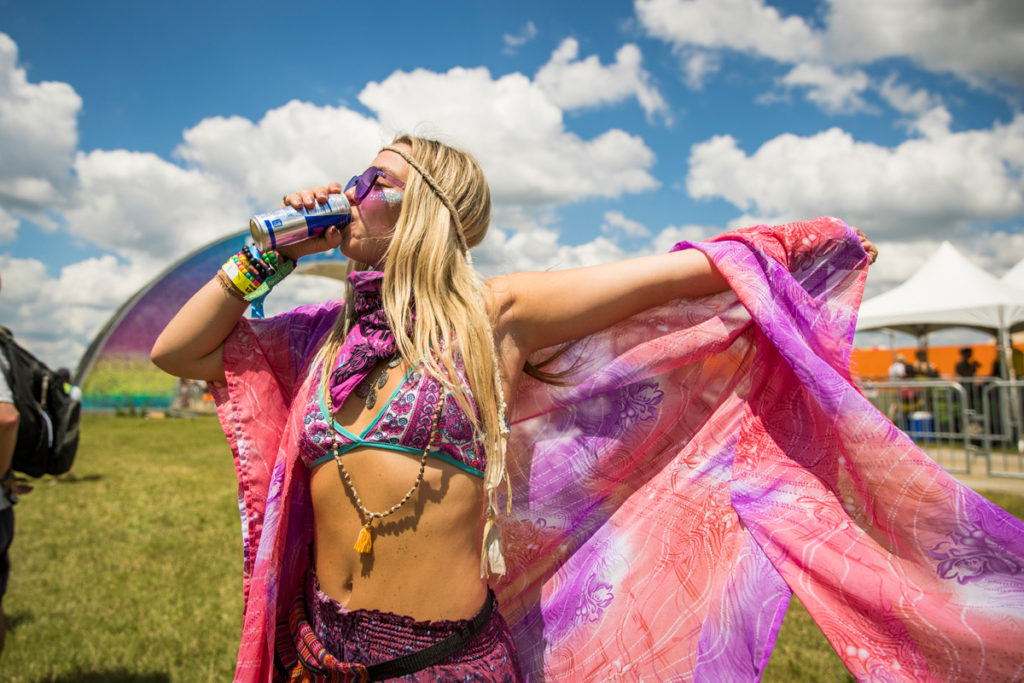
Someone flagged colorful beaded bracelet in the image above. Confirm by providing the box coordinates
[218,244,295,316]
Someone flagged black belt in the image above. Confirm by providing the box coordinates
[364,589,496,681]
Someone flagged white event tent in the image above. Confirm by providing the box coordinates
[1002,259,1024,333]
[856,241,1024,379]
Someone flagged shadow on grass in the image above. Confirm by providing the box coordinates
[38,672,169,683]
[6,610,33,630]
[50,473,104,484]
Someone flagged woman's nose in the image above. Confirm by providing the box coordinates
[344,184,360,205]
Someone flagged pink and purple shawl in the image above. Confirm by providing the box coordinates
[212,216,1024,682]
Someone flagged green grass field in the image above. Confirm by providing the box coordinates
[3,415,1022,682]
[3,416,241,682]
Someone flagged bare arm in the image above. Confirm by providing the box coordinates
[490,249,728,360]
[0,401,17,477]
[151,187,344,382]
[150,278,249,382]
[490,227,876,362]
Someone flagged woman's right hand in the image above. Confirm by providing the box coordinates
[278,182,345,260]
[283,182,344,211]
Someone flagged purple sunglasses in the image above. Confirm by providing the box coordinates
[345,166,405,202]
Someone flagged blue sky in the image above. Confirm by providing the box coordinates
[1,0,1022,368]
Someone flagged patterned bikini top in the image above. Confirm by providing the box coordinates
[297,359,486,477]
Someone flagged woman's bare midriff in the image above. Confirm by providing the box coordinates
[309,449,488,621]
[309,354,489,621]
[303,323,532,622]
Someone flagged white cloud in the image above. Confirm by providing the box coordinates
[490,204,562,235]
[175,101,386,205]
[905,106,953,141]
[601,210,650,238]
[0,38,667,372]
[534,38,671,123]
[0,206,17,243]
[775,63,873,115]
[859,229,1024,301]
[953,228,1024,280]
[0,54,666,370]
[357,66,659,204]
[636,0,1024,89]
[686,114,1024,239]
[877,76,952,138]
[472,203,636,275]
[174,64,659,210]
[57,254,153,312]
[635,0,822,63]
[878,75,941,117]
[0,251,347,370]
[681,51,721,90]
[825,0,1024,88]
[0,254,151,369]
[65,149,251,266]
[0,32,81,213]
[859,238,941,297]
[651,223,716,253]
[503,21,538,53]
[473,225,628,275]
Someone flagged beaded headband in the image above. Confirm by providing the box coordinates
[381,145,471,258]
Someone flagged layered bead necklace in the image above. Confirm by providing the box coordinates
[326,383,444,554]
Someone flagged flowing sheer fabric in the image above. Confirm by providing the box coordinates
[213,217,1024,682]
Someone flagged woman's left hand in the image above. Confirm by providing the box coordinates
[855,228,878,264]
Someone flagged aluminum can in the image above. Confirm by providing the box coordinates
[249,194,352,251]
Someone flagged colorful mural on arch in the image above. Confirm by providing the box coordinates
[76,232,346,411]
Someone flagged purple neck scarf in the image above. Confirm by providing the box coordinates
[328,270,395,410]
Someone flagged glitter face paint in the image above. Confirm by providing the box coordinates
[355,187,404,240]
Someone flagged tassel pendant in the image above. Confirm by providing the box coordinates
[481,508,507,577]
[484,523,506,576]
[354,523,373,554]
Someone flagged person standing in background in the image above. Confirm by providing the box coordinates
[888,353,907,379]
[955,348,980,378]
[910,348,939,378]
[0,274,20,658]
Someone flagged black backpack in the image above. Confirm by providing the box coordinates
[0,326,80,477]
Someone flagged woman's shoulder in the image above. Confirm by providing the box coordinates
[482,275,519,326]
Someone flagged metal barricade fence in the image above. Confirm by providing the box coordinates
[979,380,1024,478]
[859,379,1024,478]
[859,380,972,474]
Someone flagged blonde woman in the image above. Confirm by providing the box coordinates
[154,136,902,681]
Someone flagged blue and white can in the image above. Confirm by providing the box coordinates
[249,194,352,251]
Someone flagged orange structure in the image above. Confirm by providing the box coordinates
[851,343,1022,380]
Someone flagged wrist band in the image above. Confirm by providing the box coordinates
[217,243,295,318]
[215,270,247,301]
[223,257,260,296]
[243,257,295,303]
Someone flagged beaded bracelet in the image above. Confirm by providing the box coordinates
[222,254,260,296]
[218,244,295,317]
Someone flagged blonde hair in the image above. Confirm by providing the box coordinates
[315,135,508,575]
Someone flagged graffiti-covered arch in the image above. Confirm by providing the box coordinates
[76,233,346,411]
